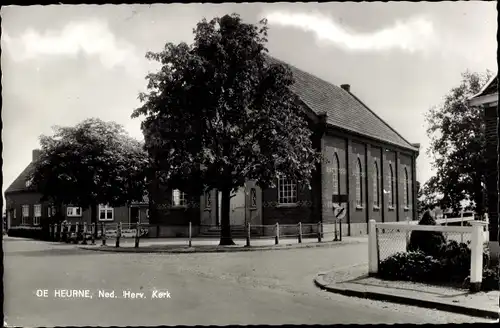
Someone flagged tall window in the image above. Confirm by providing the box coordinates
[388,164,395,208]
[172,189,186,207]
[278,177,298,204]
[99,204,114,221]
[22,205,29,225]
[332,153,340,196]
[373,162,380,207]
[34,204,41,226]
[355,158,363,206]
[404,168,409,208]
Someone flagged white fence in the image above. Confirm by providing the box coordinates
[368,219,488,292]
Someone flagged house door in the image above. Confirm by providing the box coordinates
[217,189,246,227]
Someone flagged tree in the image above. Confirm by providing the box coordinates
[29,118,149,232]
[424,70,493,216]
[132,14,320,245]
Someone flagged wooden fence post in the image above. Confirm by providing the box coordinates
[116,222,122,248]
[317,222,322,242]
[339,219,343,241]
[135,222,140,248]
[275,223,280,245]
[91,223,95,245]
[74,222,79,244]
[405,217,411,251]
[82,222,88,245]
[101,222,106,246]
[246,223,251,247]
[298,222,302,244]
[469,221,485,292]
[368,219,378,276]
[188,221,192,247]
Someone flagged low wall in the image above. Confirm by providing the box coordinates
[147,225,201,238]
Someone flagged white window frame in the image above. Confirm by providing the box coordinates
[332,153,340,196]
[25,179,32,188]
[67,207,82,217]
[22,205,29,225]
[355,158,363,207]
[404,168,410,209]
[388,164,395,208]
[277,177,298,205]
[99,204,114,221]
[34,204,42,225]
[373,162,380,208]
[172,189,187,207]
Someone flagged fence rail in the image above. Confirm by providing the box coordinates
[47,219,347,248]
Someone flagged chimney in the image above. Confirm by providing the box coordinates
[32,149,41,162]
[341,84,351,92]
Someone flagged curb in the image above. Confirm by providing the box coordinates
[78,240,365,254]
[314,274,499,319]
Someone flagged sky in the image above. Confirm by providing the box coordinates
[1,2,497,209]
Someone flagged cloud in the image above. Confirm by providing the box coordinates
[2,19,149,76]
[262,11,438,54]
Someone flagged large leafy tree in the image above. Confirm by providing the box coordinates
[424,71,493,215]
[132,14,320,245]
[29,118,149,231]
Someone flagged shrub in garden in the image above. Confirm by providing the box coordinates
[378,251,441,282]
[481,267,500,291]
[408,210,446,257]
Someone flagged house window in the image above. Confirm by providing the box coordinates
[22,205,29,225]
[34,204,41,225]
[373,161,380,207]
[332,153,340,196]
[388,164,395,208]
[404,168,410,208]
[205,191,211,209]
[355,158,363,207]
[250,188,257,208]
[172,189,186,207]
[99,204,114,221]
[278,177,298,205]
[67,207,82,217]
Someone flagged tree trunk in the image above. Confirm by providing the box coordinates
[90,203,99,239]
[219,188,235,246]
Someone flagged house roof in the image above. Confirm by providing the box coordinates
[4,162,35,194]
[471,74,498,99]
[266,56,419,152]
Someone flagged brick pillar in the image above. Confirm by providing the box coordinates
[484,106,498,242]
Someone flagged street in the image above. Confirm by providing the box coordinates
[3,237,492,326]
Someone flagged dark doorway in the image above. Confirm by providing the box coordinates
[130,207,139,225]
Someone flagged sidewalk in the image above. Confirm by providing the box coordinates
[79,236,367,253]
[314,265,499,319]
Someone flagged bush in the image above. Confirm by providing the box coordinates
[379,251,441,282]
[408,210,446,257]
[481,266,499,292]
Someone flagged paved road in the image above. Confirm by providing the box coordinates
[3,237,493,326]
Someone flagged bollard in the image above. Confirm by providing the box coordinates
[405,218,411,251]
[317,222,322,242]
[101,222,106,246]
[82,222,88,245]
[116,222,122,248]
[275,223,280,245]
[368,219,378,275]
[91,223,95,245]
[246,223,251,247]
[298,222,302,244]
[334,219,339,241]
[74,222,80,244]
[188,221,192,248]
[135,222,141,248]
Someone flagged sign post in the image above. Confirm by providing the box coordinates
[332,194,348,241]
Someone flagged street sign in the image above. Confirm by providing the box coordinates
[333,203,347,220]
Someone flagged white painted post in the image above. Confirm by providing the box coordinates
[188,221,192,247]
[469,221,485,292]
[368,219,378,276]
[317,222,322,242]
[275,223,280,245]
[74,222,79,244]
